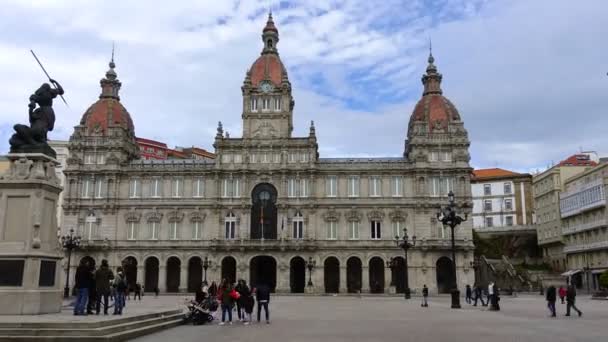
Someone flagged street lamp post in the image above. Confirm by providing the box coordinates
[202,256,211,283]
[60,228,82,298]
[437,191,468,309]
[306,257,316,287]
[395,228,416,299]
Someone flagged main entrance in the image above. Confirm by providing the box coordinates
[250,183,278,239]
[250,256,277,292]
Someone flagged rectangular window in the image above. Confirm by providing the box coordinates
[262,98,270,111]
[97,154,105,165]
[172,178,182,198]
[151,178,162,198]
[429,151,439,162]
[288,178,297,198]
[485,217,493,227]
[127,222,137,240]
[370,176,381,197]
[233,178,240,198]
[129,178,140,198]
[85,221,95,240]
[221,154,232,163]
[84,153,95,165]
[349,221,360,240]
[149,222,158,240]
[273,153,281,163]
[327,221,337,240]
[505,199,513,211]
[484,200,493,211]
[506,216,514,226]
[225,221,236,239]
[504,182,512,194]
[82,178,92,198]
[392,176,402,197]
[233,154,242,163]
[431,177,453,197]
[274,97,281,111]
[192,221,202,240]
[484,184,492,196]
[222,179,231,198]
[300,153,308,163]
[371,221,382,239]
[392,221,402,239]
[300,179,309,198]
[348,176,360,197]
[95,178,104,198]
[293,221,303,239]
[250,153,257,163]
[251,97,258,112]
[170,222,179,240]
[193,177,204,198]
[442,152,452,162]
[326,176,337,197]
[289,153,297,163]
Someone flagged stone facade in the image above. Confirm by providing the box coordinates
[61,14,474,295]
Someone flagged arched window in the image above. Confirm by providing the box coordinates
[267,39,273,48]
[250,97,258,112]
[293,211,304,239]
[225,212,236,240]
[85,212,97,240]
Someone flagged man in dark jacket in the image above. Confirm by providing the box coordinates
[565,285,582,317]
[546,285,557,317]
[95,259,114,315]
[465,284,472,304]
[87,263,97,315]
[255,283,271,324]
[74,259,93,315]
[421,284,429,307]
[473,284,486,306]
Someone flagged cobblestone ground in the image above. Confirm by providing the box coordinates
[133,295,607,342]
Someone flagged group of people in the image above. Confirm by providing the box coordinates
[420,283,500,310]
[546,284,583,317]
[193,279,271,325]
[73,258,142,316]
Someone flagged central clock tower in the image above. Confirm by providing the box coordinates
[241,13,294,140]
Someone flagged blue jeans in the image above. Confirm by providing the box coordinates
[74,288,89,314]
[221,304,232,322]
[114,292,125,314]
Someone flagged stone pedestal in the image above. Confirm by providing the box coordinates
[388,285,397,294]
[0,153,63,314]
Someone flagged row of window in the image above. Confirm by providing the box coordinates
[483,182,512,196]
[560,184,605,215]
[429,151,452,162]
[84,153,105,165]
[484,216,514,227]
[127,178,204,198]
[220,152,310,164]
[250,96,281,112]
[483,198,513,212]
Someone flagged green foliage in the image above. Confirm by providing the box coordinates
[473,231,528,259]
[599,271,608,290]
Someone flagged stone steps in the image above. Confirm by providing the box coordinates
[0,309,184,341]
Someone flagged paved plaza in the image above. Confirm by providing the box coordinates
[132,294,606,342]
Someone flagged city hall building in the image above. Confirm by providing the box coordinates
[61,14,474,295]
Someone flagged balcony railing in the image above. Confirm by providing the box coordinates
[564,240,608,254]
[562,220,607,236]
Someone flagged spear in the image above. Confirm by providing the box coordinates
[30,49,68,107]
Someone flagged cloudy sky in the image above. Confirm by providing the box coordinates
[0,0,606,172]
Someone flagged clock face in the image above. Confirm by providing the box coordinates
[260,82,273,93]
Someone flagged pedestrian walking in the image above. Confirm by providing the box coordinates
[73,259,93,315]
[465,284,472,304]
[473,284,486,306]
[421,284,429,307]
[558,286,566,304]
[565,285,582,317]
[218,279,236,325]
[255,282,271,324]
[154,286,159,298]
[546,285,556,317]
[95,259,114,315]
[239,280,253,325]
[235,279,245,321]
[488,282,498,311]
[134,283,142,300]
[112,267,128,315]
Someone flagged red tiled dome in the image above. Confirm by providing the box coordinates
[81,98,134,135]
[250,54,286,87]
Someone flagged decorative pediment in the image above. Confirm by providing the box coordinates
[389,210,407,222]
[367,210,385,221]
[167,210,185,223]
[145,211,163,223]
[106,153,120,165]
[345,209,362,222]
[124,210,141,223]
[322,209,340,222]
[189,211,206,222]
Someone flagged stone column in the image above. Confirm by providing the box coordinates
[339,265,347,293]
[361,266,370,293]
[385,267,395,294]
[179,263,188,292]
[0,154,64,314]
[136,265,144,287]
[158,265,167,292]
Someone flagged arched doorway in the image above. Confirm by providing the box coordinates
[250,256,277,292]
[436,256,455,294]
[221,256,236,284]
[391,257,406,294]
[250,183,278,239]
[289,256,306,293]
[121,256,138,292]
[144,257,159,293]
[166,257,181,293]
[369,257,385,294]
[187,257,203,292]
[324,257,340,293]
[347,257,362,293]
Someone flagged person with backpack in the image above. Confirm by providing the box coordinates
[95,259,114,315]
[113,267,128,315]
[421,284,429,307]
[255,282,271,324]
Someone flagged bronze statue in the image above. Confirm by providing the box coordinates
[9,79,64,158]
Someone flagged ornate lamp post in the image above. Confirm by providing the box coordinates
[60,228,81,298]
[306,257,316,287]
[395,228,416,299]
[437,191,467,309]
[203,256,211,283]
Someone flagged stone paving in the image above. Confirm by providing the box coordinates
[133,294,607,342]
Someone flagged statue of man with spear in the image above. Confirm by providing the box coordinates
[9,50,67,159]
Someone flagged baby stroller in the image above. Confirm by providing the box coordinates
[184,298,214,325]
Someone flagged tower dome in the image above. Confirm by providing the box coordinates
[247,12,289,88]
